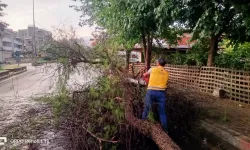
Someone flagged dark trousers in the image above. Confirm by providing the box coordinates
[142,90,168,131]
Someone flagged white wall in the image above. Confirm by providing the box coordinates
[0,51,12,62]
[117,51,142,63]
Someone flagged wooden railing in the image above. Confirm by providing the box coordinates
[130,63,250,104]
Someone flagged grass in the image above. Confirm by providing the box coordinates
[0,66,8,72]
[31,59,48,66]
[37,59,48,63]
[2,64,22,70]
[35,92,70,127]
[0,69,6,72]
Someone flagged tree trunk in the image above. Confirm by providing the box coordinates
[141,28,147,63]
[125,50,131,70]
[124,86,180,150]
[146,33,153,70]
[207,35,219,66]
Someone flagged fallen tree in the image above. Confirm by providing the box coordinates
[47,63,201,150]
[124,83,180,150]
[43,28,199,150]
[58,73,181,150]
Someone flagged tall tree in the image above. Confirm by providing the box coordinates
[0,1,7,66]
[183,0,250,66]
[0,0,8,31]
[71,0,180,69]
[0,1,7,37]
[228,0,250,41]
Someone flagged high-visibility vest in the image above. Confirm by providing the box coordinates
[148,66,169,91]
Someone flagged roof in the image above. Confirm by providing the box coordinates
[153,33,194,49]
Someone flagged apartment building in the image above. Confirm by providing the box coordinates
[0,29,23,62]
[18,26,52,52]
[0,26,52,62]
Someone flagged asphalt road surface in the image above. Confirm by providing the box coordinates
[0,63,100,132]
[0,64,57,131]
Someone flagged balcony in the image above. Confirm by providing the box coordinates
[14,40,22,45]
[14,48,22,52]
[2,37,12,43]
[3,46,13,51]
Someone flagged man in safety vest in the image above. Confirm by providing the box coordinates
[142,58,169,131]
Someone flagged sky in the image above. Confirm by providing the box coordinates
[2,0,95,38]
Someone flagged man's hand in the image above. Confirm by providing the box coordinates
[143,72,150,78]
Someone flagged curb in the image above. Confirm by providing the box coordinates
[201,120,250,150]
[0,70,10,80]
[0,66,27,82]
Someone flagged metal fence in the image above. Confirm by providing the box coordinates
[130,63,250,103]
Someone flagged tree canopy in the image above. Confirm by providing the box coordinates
[178,0,250,66]
[0,1,7,34]
[72,0,250,67]
[72,0,184,69]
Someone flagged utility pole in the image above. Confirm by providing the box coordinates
[0,30,4,65]
[1,38,2,61]
[33,0,36,57]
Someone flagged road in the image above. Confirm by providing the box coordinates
[0,64,57,131]
[0,63,100,130]
[0,63,100,149]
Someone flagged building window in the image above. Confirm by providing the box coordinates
[3,42,11,47]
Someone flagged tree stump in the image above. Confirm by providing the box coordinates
[213,88,226,98]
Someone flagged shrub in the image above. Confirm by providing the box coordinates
[215,41,250,70]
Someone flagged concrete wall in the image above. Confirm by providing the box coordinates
[202,121,250,150]
[0,66,27,80]
[0,50,13,63]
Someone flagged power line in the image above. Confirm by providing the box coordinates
[34,21,48,31]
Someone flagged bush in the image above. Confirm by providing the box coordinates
[167,52,186,65]
[215,41,250,70]
[60,75,160,150]
[65,77,125,150]
[183,37,209,66]
[38,91,70,126]
[43,56,52,61]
